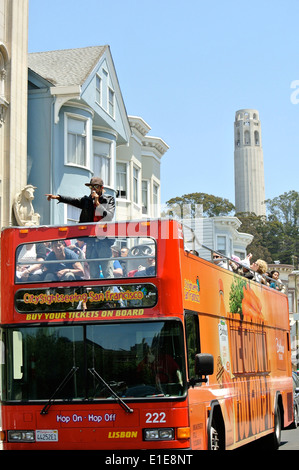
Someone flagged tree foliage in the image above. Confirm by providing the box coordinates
[165,192,235,219]
[164,190,299,265]
[237,191,299,264]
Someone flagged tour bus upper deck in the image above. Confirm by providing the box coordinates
[0,219,186,325]
[3,219,182,279]
[1,218,288,325]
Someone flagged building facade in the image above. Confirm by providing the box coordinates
[0,0,29,227]
[183,215,253,261]
[27,46,168,225]
[116,116,168,221]
[234,109,266,216]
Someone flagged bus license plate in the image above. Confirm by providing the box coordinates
[36,430,58,442]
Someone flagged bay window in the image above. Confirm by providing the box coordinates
[93,139,111,187]
[65,114,89,168]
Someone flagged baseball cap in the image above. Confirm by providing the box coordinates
[85,177,104,187]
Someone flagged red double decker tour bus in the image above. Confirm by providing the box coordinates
[0,219,293,450]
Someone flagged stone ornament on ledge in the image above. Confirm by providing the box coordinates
[13,184,40,226]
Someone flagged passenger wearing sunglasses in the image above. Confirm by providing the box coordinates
[45,177,115,223]
[212,252,229,269]
[45,177,115,278]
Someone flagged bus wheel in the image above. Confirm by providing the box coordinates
[273,406,282,448]
[264,405,281,450]
[208,405,225,450]
[293,405,298,428]
[209,426,220,450]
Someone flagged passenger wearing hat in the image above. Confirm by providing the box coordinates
[45,177,115,223]
[45,177,115,278]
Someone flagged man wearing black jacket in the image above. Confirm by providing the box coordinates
[46,177,115,278]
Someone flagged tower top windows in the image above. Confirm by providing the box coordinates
[235,109,259,122]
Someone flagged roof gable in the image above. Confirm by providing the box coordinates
[28,45,107,87]
[28,45,131,143]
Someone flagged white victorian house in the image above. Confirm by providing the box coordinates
[183,215,253,261]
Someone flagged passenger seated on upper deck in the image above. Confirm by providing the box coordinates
[43,240,85,282]
[16,243,47,282]
[134,257,156,277]
[250,257,268,285]
[229,255,253,278]
[212,252,229,270]
[68,239,90,279]
[111,245,123,277]
[120,246,129,276]
[239,260,254,279]
[270,270,286,293]
[229,255,241,273]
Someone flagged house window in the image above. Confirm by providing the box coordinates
[234,251,246,260]
[93,139,111,186]
[96,75,102,105]
[142,180,149,214]
[133,166,139,204]
[67,205,80,224]
[153,183,159,217]
[108,88,115,117]
[116,162,127,198]
[217,236,226,255]
[66,115,88,167]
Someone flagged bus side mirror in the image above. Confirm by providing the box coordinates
[195,353,214,376]
[189,353,214,386]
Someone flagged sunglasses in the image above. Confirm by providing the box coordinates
[88,184,102,189]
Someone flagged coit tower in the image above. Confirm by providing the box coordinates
[234,109,266,216]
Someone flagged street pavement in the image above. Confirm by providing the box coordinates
[279,427,299,450]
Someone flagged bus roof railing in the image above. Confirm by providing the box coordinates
[181,221,283,291]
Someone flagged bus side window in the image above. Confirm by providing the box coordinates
[185,313,200,383]
[13,331,23,380]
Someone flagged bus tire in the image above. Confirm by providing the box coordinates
[209,425,220,450]
[294,404,298,428]
[207,404,225,450]
[291,403,298,429]
[264,404,282,450]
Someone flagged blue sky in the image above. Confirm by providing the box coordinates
[28,0,299,206]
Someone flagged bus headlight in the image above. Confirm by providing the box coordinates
[7,430,35,442]
[143,428,174,441]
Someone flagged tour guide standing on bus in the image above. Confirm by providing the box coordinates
[45,177,115,278]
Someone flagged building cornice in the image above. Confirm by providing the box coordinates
[129,115,151,136]
[142,136,169,156]
[50,85,81,123]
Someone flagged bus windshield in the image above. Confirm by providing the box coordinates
[2,320,186,403]
[15,236,156,283]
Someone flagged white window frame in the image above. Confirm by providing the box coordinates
[234,250,246,260]
[96,74,102,106]
[116,161,129,200]
[142,180,149,215]
[216,235,227,255]
[66,205,80,225]
[108,87,115,118]
[133,165,140,205]
[152,181,160,217]
[64,113,90,169]
[93,138,112,187]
